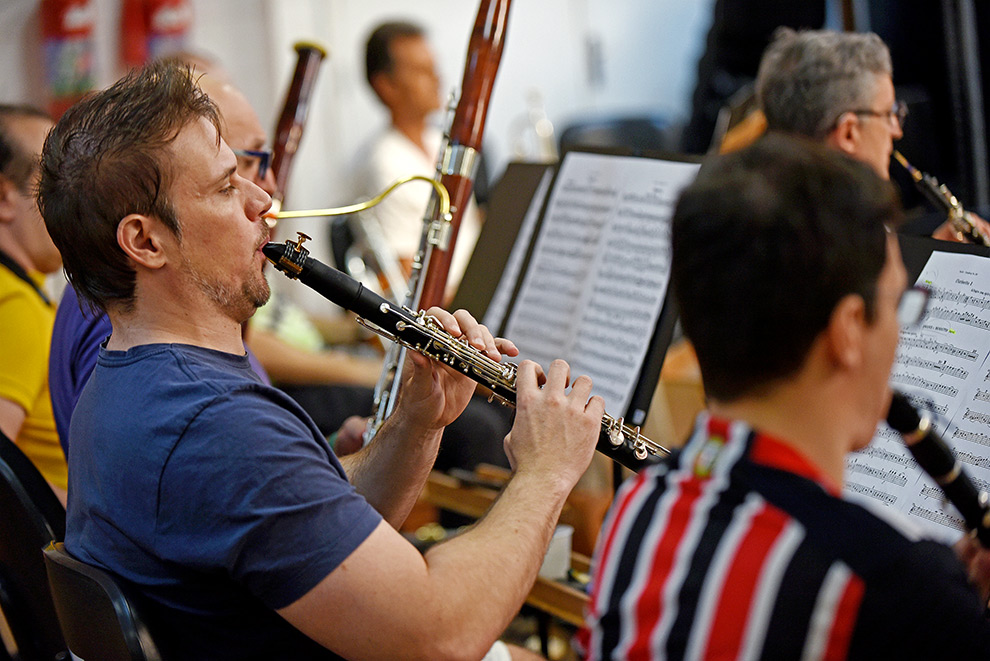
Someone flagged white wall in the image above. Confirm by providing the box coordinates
[0,0,714,313]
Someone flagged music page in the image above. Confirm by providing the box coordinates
[501,152,700,414]
[483,168,553,333]
[845,250,990,543]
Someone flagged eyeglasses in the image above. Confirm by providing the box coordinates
[897,285,929,327]
[848,100,909,129]
[232,149,272,180]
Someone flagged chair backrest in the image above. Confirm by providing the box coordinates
[0,430,67,660]
[43,543,161,661]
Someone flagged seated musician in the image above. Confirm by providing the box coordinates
[39,60,604,660]
[755,27,990,242]
[578,133,990,658]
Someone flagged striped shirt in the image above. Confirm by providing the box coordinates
[578,413,990,660]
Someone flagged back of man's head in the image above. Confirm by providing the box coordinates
[365,20,424,87]
[671,132,901,402]
[756,28,891,140]
[38,60,219,313]
[0,104,51,191]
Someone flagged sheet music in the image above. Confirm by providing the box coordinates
[483,168,553,333]
[501,152,700,414]
[845,251,990,543]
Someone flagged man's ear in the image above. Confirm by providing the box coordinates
[117,214,171,270]
[825,114,860,158]
[369,71,396,106]
[823,293,867,369]
[0,175,18,224]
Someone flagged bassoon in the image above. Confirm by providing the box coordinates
[368,0,512,437]
[271,41,327,209]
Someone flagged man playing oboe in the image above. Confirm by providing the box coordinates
[40,60,602,660]
[579,133,990,659]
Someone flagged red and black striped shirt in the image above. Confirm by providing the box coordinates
[578,413,990,660]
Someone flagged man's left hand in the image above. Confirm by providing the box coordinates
[932,211,990,245]
[392,307,518,433]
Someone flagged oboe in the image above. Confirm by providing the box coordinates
[263,234,669,472]
[892,150,990,247]
[886,391,990,547]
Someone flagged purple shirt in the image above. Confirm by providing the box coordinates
[49,283,270,453]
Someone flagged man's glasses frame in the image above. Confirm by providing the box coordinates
[232,149,272,180]
[897,285,930,328]
[847,100,909,129]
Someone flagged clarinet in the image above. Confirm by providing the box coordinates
[263,235,669,472]
[886,391,990,547]
[893,150,990,247]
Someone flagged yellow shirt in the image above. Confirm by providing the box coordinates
[0,265,66,489]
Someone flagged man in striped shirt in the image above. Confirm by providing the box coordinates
[579,133,990,659]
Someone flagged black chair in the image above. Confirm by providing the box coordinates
[0,430,66,660]
[43,542,161,661]
[557,115,676,156]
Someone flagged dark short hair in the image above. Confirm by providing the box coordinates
[365,21,424,86]
[670,132,902,402]
[0,104,51,190]
[38,61,220,313]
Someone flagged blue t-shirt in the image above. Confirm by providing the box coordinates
[50,283,271,453]
[66,342,380,659]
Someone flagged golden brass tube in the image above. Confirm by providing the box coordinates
[266,175,450,222]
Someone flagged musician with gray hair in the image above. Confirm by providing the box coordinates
[756,27,990,242]
[579,132,990,660]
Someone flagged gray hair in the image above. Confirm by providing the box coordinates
[756,28,892,139]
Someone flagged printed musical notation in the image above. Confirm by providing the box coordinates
[503,152,700,414]
[844,250,990,543]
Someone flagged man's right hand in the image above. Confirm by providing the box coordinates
[505,359,604,494]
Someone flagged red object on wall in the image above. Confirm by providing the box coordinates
[121,0,193,69]
[40,0,95,119]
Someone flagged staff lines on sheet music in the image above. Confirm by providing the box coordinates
[847,461,909,487]
[585,296,658,319]
[518,291,578,316]
[929,286,990,311]
[614,208,670,229]
[920,484,946,502]
[890,372,959,398]
[962,408,990,426]
[542,229,599,246]
[845,481,898,506]
[579,315,651,342]
[952,426,990,449]
[575,330,643,356]
[928,306,990,331]
[587,292,655,321]
[552,198,614,215]
[559,181,619,198]
[598,267,665,291]
[905,396,949,417]
[896,355,970,380]
[957,448,990,470]
[908,504,965,531]
[573,341,639,371]
[898,336,980,361]
[857,444,914,467]
[976,389,990,403]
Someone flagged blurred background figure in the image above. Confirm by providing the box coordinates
[0,104,65,503]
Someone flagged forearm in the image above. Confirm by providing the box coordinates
[246,327,381,386]
[417,471,571,655]
[340,408,443,526]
